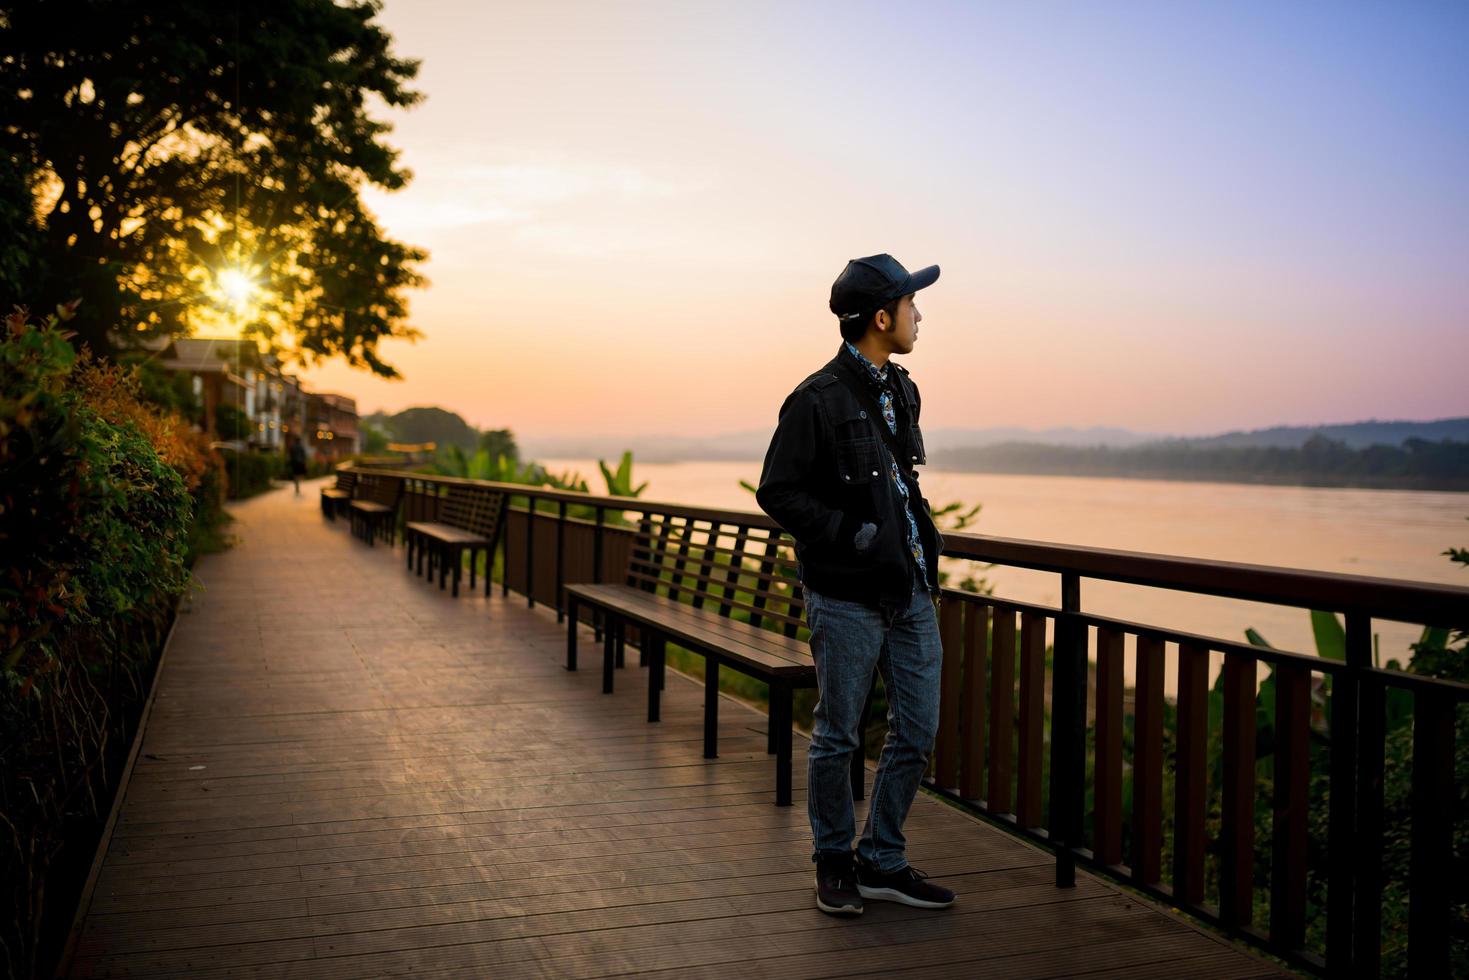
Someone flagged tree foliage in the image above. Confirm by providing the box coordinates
[0,0,427,376]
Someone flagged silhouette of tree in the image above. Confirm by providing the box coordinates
[0,0,426,376]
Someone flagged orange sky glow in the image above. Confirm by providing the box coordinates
[299,1,1469,441]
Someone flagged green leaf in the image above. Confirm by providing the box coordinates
[1415,625,1449,651]
[1310,610,1346,661]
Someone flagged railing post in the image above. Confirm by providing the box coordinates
[593,506,604,584]
[1354,671,1385,975]
[500,486,510,598]
[1049,572,1085,888]
[1326,612,1365,975]
[1409,687,1455,978]
[555,499,566,622]
[524,492,535,608]
[592,505,604,644]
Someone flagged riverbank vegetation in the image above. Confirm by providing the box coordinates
[938,434,1469,490]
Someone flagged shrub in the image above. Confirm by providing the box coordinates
[0,304,202,976]
[216,447,282,499]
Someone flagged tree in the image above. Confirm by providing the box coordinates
[0,0,426,376]
[478,427,518,463]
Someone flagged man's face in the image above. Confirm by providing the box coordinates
[877,293,921,354]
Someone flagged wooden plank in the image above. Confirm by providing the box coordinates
[1173,642,1209,907]
[934,595,964,788]
[59,483,1283,980]
[1016,610,1046,829]
[988,606,1016,814]
[1092,626,1124,865]
[960,602,988,801]
[1270,662,1310,949]
[1409,688,1454,978]
[1220,651,1256,927]
[1131,634,1165,885]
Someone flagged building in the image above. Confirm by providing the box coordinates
[305,391,360,461]
[154,336,359,458]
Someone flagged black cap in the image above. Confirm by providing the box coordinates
[829,253,940,321]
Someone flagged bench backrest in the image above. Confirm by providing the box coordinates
[439,485,507,541]
[334,470,358,493]
[354,473,403,507]
[624,514,805,637]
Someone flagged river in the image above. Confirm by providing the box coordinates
[539,458,1468,677]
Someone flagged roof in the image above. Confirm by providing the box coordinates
[157,337,265,374]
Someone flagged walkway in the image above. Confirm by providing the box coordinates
[64,482,1288,978]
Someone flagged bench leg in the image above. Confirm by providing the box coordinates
[704,655,719,759]
[773,683,793,807]
[602,617,618,694]
[853,673,875,802]
[566,595,578,671]
[647,634,664,723]
[439,545,449,590]
[768,703,777,755]
[452,546,462,597]
[484,547,493,597]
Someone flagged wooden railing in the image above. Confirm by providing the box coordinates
[353,464,1468,976]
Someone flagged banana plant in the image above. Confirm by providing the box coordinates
[1245,611,1432,741]
[599,451,648,498]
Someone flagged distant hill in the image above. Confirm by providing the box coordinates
[930,434,1469,491]
[1158,417,1469,450]
[521,417,1469,464]
[364,406,480,452]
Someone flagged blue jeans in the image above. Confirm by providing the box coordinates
[802,569,942,873]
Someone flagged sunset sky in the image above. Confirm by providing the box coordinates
[302,1,1469,440]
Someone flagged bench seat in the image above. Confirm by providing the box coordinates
[319,471,358,520]
[405,521,490,546]
[403,487,506,597]
[563,518,831,809]
[345,474,403,545]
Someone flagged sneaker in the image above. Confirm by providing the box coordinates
[814,854,863,916]
[855,860,955,909]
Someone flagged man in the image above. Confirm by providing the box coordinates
[287,435,309,495]
[756,254,955,917]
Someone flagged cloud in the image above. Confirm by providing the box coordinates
[362,152,701,235]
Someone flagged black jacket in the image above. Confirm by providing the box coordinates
[756,343,944,608]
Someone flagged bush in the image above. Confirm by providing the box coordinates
[0,304,207,977]
[213,401,252,441]
[217,448,282,499]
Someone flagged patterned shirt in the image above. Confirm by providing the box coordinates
[842,341,929,587]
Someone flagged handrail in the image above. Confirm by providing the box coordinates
[354,462,1469,629]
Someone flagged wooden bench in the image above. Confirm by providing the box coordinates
[347,473,403,546]
[404,485,507,597]
[564,514,863,807]
[319,469,358,521]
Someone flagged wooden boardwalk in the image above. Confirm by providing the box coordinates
[63,483,1289,979]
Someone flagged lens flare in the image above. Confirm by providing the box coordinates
[218,268,256,307]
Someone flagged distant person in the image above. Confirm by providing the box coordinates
[287,435,308,495]
[756,254,953,916]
